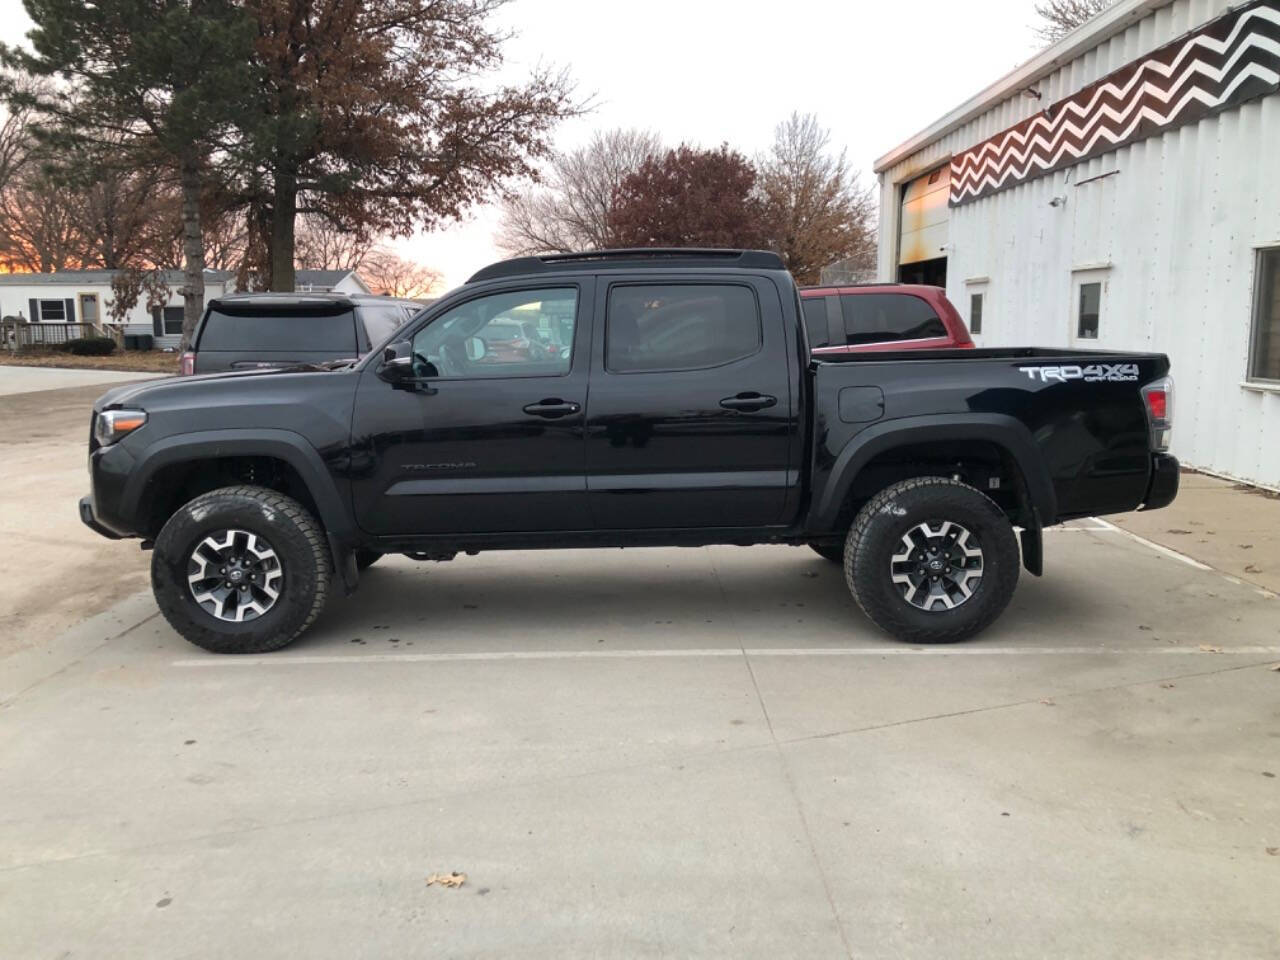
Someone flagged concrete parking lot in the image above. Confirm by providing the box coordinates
[2,370,1279,959]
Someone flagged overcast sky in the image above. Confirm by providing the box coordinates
[1,0,1045,289]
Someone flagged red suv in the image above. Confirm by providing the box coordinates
[800,284,973,354]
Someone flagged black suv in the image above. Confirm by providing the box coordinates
[82,248,1178,654]
[180,293,424,375]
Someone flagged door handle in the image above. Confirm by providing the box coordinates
[522,399,581,419]
[719,392,778,412]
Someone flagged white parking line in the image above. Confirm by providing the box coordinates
[172,646,1280,667]
[1089,518,1213,570]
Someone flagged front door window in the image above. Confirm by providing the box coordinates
[412,288,576,379]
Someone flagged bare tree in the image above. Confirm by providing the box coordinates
[0,162,87,272]
[0,71,87,272]
[1033,0,1115,44]
[0,71,34,193]
[497,128,662,255]
[362,248,441,299]
[756,113,876,286]
[295,215,376,272]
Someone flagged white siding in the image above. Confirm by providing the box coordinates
[875,0,1280,489]
[1,278,230,351]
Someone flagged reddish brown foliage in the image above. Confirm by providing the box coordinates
[607,144,766,250]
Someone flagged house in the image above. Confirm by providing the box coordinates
[294,269,371,294]
[0,268,235,351]
[1,266,373,351]
[872,0,1280,489]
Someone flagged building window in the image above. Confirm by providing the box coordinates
[38,299,67,322]
[152,306,184,336]
[969,293,983,334]
[1077,282,1101,339]
[1249,247,1280,382]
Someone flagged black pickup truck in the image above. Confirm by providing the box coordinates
[80,249,1178,654]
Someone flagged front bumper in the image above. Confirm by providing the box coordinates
[1142,453,1180,510]
[79,495,123,540]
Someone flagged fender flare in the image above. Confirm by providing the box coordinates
[122,428,356,548]
[810,414,1058,531]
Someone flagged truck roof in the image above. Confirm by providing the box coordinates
[467,248,786,284]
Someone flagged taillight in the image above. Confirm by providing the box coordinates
[1141,376,1173,452]
[179,352,196,376]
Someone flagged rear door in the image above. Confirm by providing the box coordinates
[195,304,359,372]
[584,275,798,529]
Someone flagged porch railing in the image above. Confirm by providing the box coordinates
[2,322,107,351]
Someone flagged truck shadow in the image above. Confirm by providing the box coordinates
[294,547,1100,653]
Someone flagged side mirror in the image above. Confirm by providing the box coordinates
[378,340,437,393]
[465,336,487,361]
[378,340,413,383]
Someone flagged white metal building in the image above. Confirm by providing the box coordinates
[874,0,1280,489]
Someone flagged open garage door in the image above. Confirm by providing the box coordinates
[898,165,949,286]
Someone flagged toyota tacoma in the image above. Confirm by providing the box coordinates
[80,248,1179,653]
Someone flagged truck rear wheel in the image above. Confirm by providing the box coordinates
[151,485,331,654]
[844,477,1019,644]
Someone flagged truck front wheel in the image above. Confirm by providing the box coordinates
[844,477,1019,644]
[151,485,332,654]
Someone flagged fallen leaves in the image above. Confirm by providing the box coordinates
[1244,564,1263,574]
[1270,663,1280,672]
[1199,644,1223,654]
[1159,682,1176,689]
[1266,847,1279,857]
[1039,698,1056,706]
[426,872,467,888]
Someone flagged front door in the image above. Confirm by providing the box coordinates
[584,276,798,529]
[78,294,99,326]
[350,282,592,536]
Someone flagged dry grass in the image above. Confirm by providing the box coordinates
[1,350,179,373]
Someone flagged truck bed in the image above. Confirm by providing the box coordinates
[808,345,1171,526]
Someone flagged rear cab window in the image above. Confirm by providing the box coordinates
[606,284,761,373]
[839,293,947,346]
[197,306,358,352]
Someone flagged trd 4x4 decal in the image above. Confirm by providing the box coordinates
[1018,363,1140,383]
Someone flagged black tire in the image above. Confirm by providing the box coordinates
[151,485,331,654]
[844,476,1019,644]
[355,549,382,571]
[808,542,844,563]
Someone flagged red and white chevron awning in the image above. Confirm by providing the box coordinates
[950,0,1280,206]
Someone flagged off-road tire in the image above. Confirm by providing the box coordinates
[355,549,382,571]
[808,542,844,563]
[152,485,331,654]
[844,477,1019,644]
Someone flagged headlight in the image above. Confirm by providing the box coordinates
[94,409,147,446]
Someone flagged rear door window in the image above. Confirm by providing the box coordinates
[839,293,947,346]
[606,284,761,373]
[801,297,830,348]
[197,308,358,352]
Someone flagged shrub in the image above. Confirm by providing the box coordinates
[62,337,117,356]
